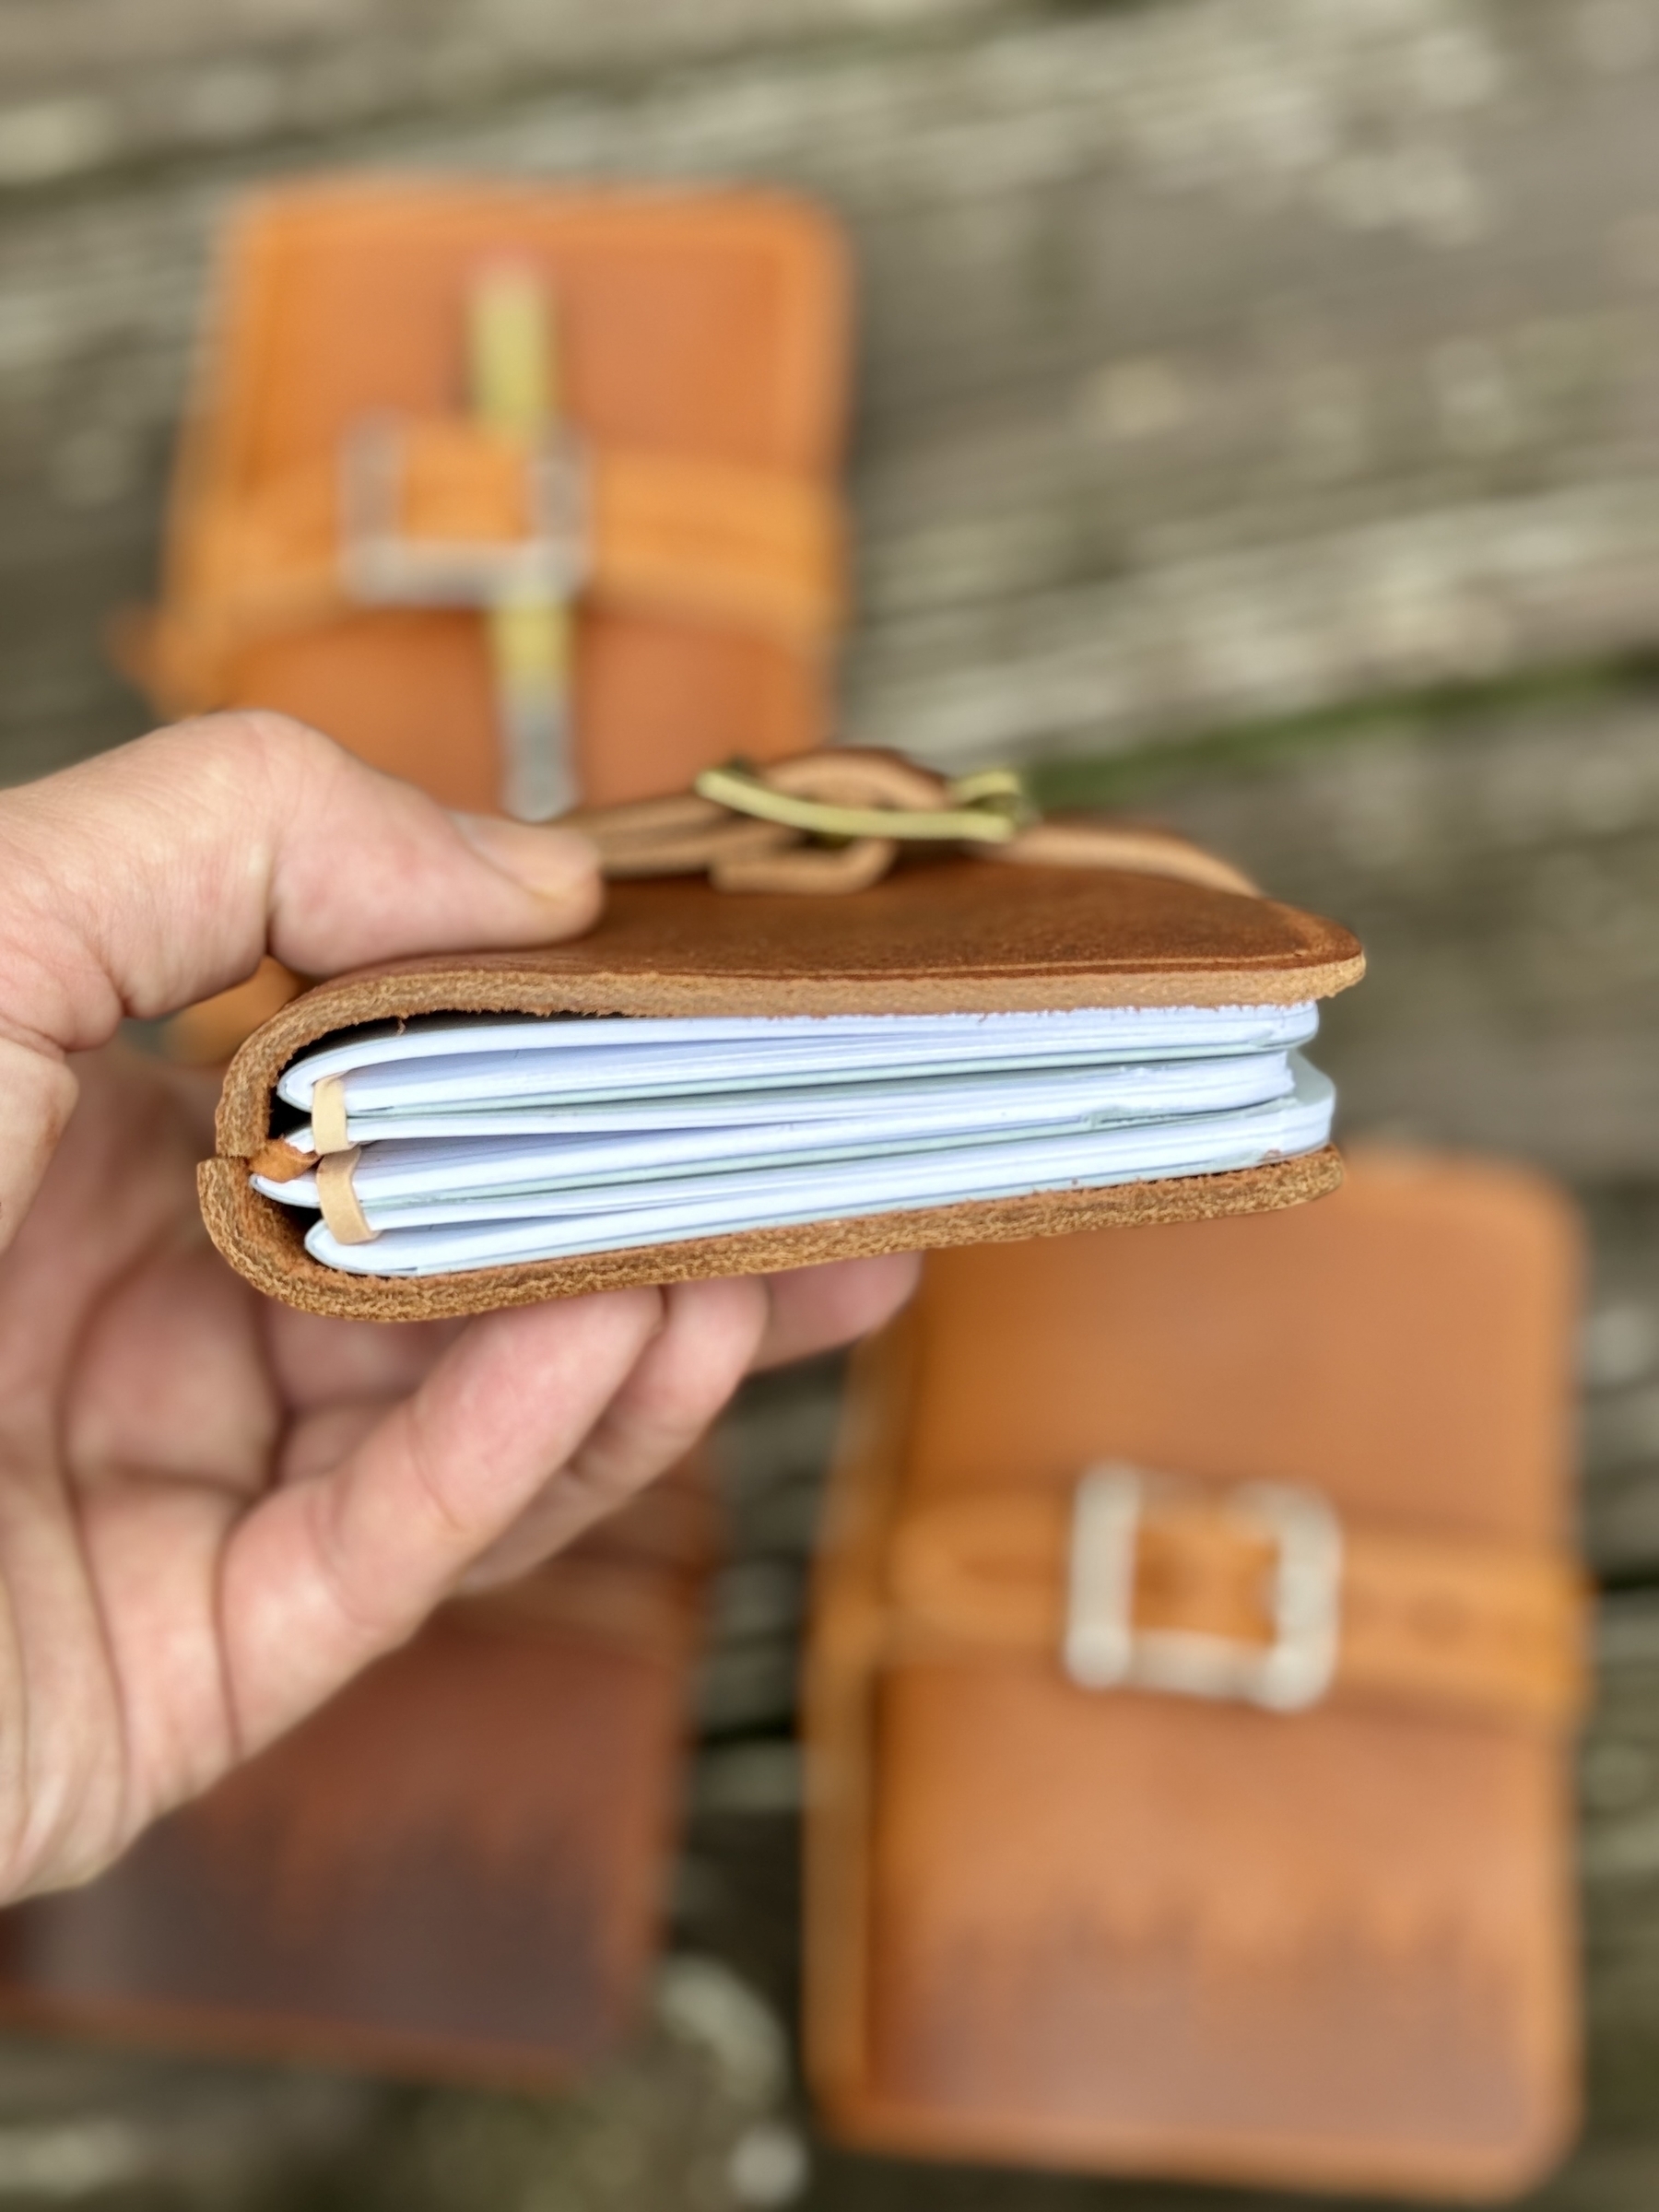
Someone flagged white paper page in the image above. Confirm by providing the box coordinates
[305,1023,1314,1115]
[305,1062,1335,1277]
[266,1052,1295,1168]
[276,1004,1321,1111]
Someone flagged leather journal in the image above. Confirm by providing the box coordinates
[805,1150,1587,2197]
[130,178,848,819]
[200,750,1364,1324]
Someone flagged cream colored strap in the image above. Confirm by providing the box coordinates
[310,1074,351,1154]
[315,1148,376,1245]
[559,747,1258,899]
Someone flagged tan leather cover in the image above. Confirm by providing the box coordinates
[805,1151,1585,2197]
[0,1464,712,2087]
[201,857,1364,1322]
[134,179,849,811]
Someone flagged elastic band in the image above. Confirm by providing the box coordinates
[311,1074,351,1154]
[316,1148,376,1244]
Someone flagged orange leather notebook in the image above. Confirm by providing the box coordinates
[806,1152,1587,2197]
[134,178,848,817]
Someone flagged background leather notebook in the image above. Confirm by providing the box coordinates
[132,179,849,819]
[202,852,1364,1322]
[805,1151,1586,2198]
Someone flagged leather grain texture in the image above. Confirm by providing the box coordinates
[0,1465,712,2087]
[142,179,849,809]
[205,859,1362,1319]
[805,1151,1583,2197]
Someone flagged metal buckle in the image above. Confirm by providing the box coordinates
[1064,1464,1341,1712]
[338,414,589,607]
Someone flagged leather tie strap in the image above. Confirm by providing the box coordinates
[135,425,843,716]
[883,1479,1587,1729]
[560,748,1261,899]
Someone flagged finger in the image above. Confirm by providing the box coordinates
[460,1275,771,1590]
[63,1245,279,1500]
[750,1252,922,1371]
[0,711,599,1252]
[264,1306,466,1412]
[218,1288,665,1752]
[276,1403,387,1488]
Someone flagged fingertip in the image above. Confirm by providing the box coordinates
[839,1250,924,1332]
[754,1250,921,1371]
[451,813,603,933]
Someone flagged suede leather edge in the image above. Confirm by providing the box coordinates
[199,1147,1345,1320]
[213,941,1366,1156]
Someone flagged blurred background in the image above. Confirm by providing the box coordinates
[3,0,1659,2205]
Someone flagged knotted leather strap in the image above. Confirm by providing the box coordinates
[563,747,1261,898]
[142,419,843,712]
[241,743,1267,1215]
[884,1486,1586,1727]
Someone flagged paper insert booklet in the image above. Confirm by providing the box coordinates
[258,1006,1335,1277]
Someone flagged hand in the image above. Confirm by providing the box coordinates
[0,712,917,1899]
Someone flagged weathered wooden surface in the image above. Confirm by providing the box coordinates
[7,0,1659,779]
[1150,690,1659,1186]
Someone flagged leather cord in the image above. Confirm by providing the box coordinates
[561,747,1260,898]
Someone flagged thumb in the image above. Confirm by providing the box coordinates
[0,711,601,1251]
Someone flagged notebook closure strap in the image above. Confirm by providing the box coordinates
[339,414,589,609]
[137,428,844,716]
[561,748,1261,899]
[884,1469,1588,1729]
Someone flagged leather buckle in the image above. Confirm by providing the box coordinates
[1064,1465,1342,1712]
[337,414,589,606]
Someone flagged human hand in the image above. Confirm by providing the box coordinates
[0,712,917,1898]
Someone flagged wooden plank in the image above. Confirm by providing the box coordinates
[6,1,1659,780]
[1143,689,1659,1185]
[0,0,1006,184]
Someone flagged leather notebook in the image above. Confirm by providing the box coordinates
[200,807,1365,1324]
[805,1150,1587,2197]
[130,178,848,819]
